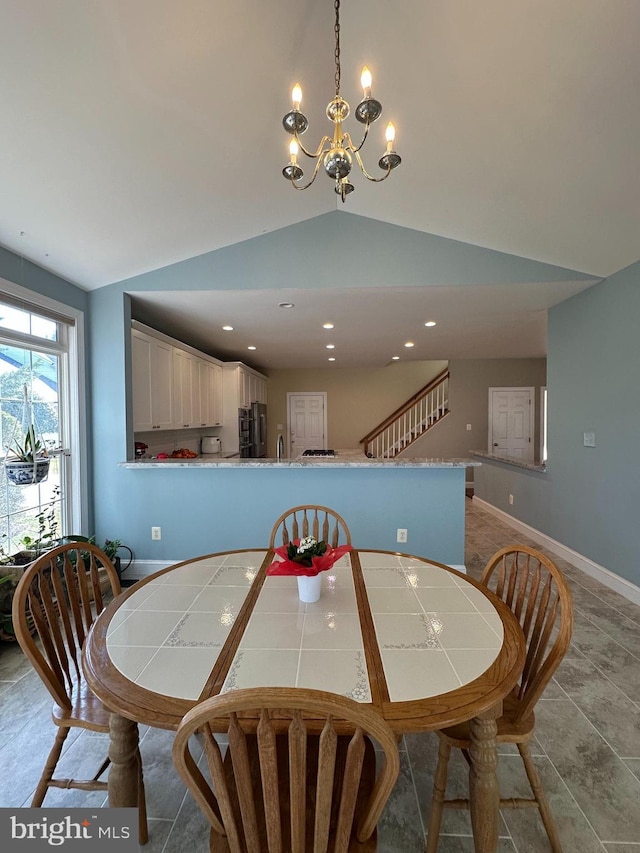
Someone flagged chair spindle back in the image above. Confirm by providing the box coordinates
[482,545,573,722]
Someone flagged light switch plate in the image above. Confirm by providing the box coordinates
[583,432,595,447]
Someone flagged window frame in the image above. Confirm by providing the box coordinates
[0,275,87,536]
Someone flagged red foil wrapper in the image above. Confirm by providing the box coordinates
[267,542,352,577]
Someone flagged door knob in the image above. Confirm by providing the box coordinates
[493,442,499,446]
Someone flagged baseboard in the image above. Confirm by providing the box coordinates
[472,497,640,606]
[121,559,175,581]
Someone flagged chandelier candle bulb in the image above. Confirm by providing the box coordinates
[386,122,396,150]
[361,66,372,99]
[292,84,302,110]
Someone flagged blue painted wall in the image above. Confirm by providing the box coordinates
[546,262,640,582]
[89,212,593,563]
[476,262,640,586]
[4,212,614,574]
[103,465,466,565]
[0,246,88,313]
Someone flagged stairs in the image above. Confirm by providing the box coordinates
[359,369,450,459]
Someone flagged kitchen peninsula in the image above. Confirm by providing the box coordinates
[120,452,478,576]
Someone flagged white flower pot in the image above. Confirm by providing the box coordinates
[297,573,322,603]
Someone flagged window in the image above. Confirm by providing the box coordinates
[0,288,84,556]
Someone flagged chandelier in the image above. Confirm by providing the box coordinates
[282,0,401,202]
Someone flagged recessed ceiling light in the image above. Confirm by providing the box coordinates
[222,325,234,331]
[404,341,415,348]
[247,345,257,350]
[328,357,336,361]
[326,344,335,349]
[323,322,334,329]
[278,302,295,309]
[392,356,400,360]
[424,321,437,327]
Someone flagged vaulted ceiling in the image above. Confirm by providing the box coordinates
[0,1,637,365]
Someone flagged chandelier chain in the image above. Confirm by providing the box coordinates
[334,0,341,96]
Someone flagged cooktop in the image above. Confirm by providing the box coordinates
[301,449,336,457]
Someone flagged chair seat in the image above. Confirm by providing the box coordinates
[52,678,111,731]
[210,733,379,853]
[438,690,536,747]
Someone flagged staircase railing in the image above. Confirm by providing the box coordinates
[360,369,450,458]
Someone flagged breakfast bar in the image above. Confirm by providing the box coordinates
[118,453,479,576]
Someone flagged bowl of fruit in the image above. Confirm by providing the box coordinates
[171,448,198,459]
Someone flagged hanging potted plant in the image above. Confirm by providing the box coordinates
[5,423,50,485]
[4,385,51,486]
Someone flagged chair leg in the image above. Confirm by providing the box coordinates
[136,748,149,845]
[425,737,451,853]
[518,743,563,853]
[31,726,70,807]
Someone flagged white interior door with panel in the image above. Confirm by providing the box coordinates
[488,387,534,462]
[287,393,327,457]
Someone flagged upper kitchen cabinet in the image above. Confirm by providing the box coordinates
[206,362,223,426]
[192,357,223,427]
[132,329,174,431]
[222,363,267,410]
[131,322,224,433]
[172,347,195,428]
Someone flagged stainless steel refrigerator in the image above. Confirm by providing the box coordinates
[249,402,267,457]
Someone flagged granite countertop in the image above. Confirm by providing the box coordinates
[471,450,547,473]
[120,449,480,469]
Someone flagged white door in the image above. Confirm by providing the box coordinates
[488,387,534,462]
[287,393,327,457]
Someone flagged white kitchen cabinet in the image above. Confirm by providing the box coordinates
[222,363,268,453]
[132,330,174,431]
[206,362,223,425]
[172,348,195,428]
[190,357,206,428]
[132,323,227,434]
[255,375,267,405]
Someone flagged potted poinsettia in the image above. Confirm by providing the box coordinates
[267,536,351,602]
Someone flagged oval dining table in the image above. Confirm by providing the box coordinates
[83,547,525,852]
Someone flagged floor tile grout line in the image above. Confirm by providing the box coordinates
[558,649,640,728]
[575,608,640,665]
[536,685,612,850]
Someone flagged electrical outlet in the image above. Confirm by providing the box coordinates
[466,423,472,431]
[508,494,514,506]
[397,528,408,543]
[583,432,596,447]
[151,526,162,540]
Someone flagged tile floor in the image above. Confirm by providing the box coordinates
[1,498,640,851]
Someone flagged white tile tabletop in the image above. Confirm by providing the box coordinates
[105,549,503,704]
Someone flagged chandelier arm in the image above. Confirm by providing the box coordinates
[353,149,393,182]
[295,134,334,160]
[289,156,325,191]
[342,128,371,155]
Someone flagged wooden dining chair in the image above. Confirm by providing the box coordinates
[269,505,352,549]
[425,545,573,853]
[12,542,148,844]
[172,686,400,853]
